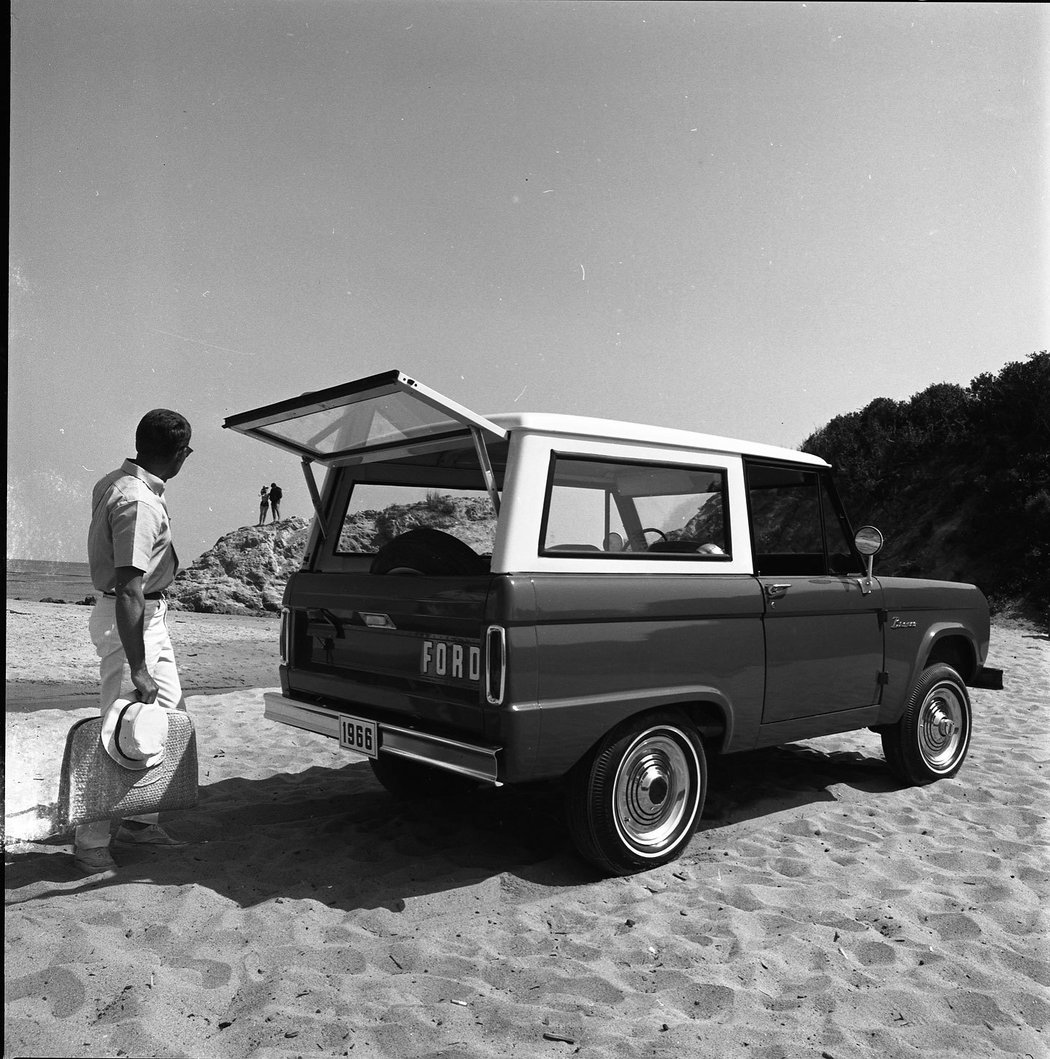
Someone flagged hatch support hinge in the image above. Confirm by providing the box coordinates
[300,457,328,541]
[470,427,501,516]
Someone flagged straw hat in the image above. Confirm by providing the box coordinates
[100,699,170,771]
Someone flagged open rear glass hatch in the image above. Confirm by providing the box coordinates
[222,370,506,464]
[223,370,508,522]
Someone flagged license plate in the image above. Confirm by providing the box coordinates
[339,715,378,758]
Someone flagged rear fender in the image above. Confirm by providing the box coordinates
[551,687,735,779]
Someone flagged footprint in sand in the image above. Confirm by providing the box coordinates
[170,957,233,989]
[5,965,86,1019]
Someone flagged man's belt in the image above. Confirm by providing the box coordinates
[102,590,167,601]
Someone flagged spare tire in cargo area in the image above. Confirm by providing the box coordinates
[370,527,488,576]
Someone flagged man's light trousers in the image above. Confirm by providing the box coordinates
[74,596,187,850]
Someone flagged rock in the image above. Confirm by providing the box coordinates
[166,495,498,616]
[167,518,310,615]
[340,495,496,555]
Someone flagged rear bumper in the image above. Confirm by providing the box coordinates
[263,692,503,785]
[972,666,1004,691]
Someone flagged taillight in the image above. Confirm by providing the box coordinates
[280,606,291,664]
[485,625,506,705]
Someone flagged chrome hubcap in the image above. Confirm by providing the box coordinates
[917,683,967,772]
[613,728,699,856]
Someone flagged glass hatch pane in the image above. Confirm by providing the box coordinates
[224,370,505,463]
[256,391,464,457]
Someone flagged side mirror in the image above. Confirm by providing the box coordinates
[854,526,884,557]
[853,526,883,593]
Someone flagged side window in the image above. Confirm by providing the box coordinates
[747,465,825,575]
[746,464,861,576]
[823,478,863,575]
[542,456,730,559]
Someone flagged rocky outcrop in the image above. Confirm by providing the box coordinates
[167,518,310,615]
[339,495,497,556]
[165,495,497,615]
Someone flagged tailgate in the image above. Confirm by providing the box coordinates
[282,571,494,739]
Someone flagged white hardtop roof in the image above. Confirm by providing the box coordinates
[224,370,827,471]
[485,412,828,468]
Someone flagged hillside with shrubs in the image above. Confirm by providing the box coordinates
[802,351,1049,621]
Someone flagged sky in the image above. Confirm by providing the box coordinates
[9,1,1047,564]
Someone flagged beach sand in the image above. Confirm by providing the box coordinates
[5,600,1048,1058]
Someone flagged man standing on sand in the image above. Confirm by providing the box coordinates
[75,409,195,875]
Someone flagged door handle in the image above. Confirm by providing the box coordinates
[765,583,791,602]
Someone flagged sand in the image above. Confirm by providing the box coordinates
[4,600,1048,1058]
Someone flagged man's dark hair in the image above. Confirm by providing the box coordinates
[136,409,192,460]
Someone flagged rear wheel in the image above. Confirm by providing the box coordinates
[881,663,972,784]
[369,754,478,800]
[567,712,706,876]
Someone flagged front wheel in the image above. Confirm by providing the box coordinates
[881,663,972,785]
[566,713,707,876]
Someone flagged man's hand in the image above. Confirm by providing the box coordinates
[129,664,160,704]
[113,567,157,702]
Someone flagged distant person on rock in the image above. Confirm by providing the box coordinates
[269,482,283,523]
[257,485,270,526]
[76,408,195,876]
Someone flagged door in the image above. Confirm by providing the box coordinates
[747,463,884,724]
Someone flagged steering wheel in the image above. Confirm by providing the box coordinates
[640,527,667,542]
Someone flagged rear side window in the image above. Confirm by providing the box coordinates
[541,456,730,558]
[746,464,860,575]
[336,484,497,556]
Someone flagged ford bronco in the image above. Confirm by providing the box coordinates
[224,370,1003,875]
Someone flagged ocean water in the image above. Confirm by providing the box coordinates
[6,559,95,602]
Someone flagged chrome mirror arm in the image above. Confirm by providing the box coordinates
[853,526,883,596]
[857,554,875,595]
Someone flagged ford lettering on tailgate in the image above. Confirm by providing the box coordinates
[420,637,481,684]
